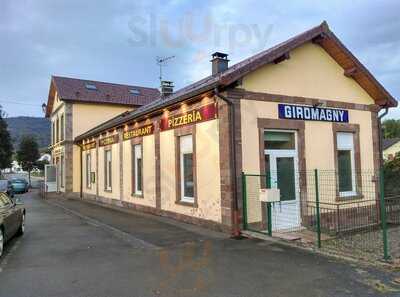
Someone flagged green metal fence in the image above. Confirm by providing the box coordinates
[242,169,396,262]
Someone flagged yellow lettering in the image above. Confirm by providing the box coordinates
[195,111,202,121]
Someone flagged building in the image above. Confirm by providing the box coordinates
[65,22,396,234]
[45,76,160,193]
[383,138,400,160]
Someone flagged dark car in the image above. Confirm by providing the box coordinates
[0,192,25,258]
[9,178,29,194]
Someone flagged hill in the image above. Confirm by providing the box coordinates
[5,116,51,150]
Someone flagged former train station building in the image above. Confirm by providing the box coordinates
[46,22,397,234]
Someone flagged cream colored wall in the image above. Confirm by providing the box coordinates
[122,135,156,207]
[51,91,63,114]
[241,100,375,173]
[72,145,81,192]
[72,104,133,138]
[384,142,400,160]
[71,104,132,194]
[160,120,222,223]
[241,99,376,222]
[82,148,97,195]
[97,138,120,200]
[240,40,378,222]
[242,42,375,105]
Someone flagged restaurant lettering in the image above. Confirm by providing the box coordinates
[123,124,154,140]
[99,135,119,147]
[278,104,349,123]
[82,141,96,151]
[160,103,217,131]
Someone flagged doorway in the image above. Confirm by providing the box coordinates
[264,130,301,231]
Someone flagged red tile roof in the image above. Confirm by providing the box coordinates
[45,76,159,117]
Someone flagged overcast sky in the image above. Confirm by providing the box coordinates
[0,0,399,118]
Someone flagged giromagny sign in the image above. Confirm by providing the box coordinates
[278,104,349,123]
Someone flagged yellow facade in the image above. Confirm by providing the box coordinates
[74,39,389,232]
[242,42,375,105]
[122,135,157,207]
[240,42,378,224]
[72,104,133,138]
[159,120,222,223]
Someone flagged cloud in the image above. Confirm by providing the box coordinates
[0,0,399,118]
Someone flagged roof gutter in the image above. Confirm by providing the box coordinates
[214,87,241,238]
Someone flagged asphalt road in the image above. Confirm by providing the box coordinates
[1,191,400,297]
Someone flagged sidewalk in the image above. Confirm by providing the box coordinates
[45,195,227,248]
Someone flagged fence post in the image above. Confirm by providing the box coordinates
[241,172,248,230]
[267,202,272,236]
[379,167,389,260]
[314,169,322,248]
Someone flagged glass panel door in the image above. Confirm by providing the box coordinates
[276,157,296,201]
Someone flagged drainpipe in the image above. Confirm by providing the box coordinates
[214,87,241,238]
[79,143,83,199]
[378,107,389,168]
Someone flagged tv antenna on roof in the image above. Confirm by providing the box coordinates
[156,55,175,83]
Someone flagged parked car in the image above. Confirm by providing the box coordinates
[0,192,25,258]
[9,178,29,194]
[0,180,14,198]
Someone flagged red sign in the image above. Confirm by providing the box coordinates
[99,134,119,147]
[159,103,217,131]
[123,124,154,140]
[82,141,96,151]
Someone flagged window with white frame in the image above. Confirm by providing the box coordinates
[56,117,60,143]
[337,132,356,197]
[60,114,65,141]
[179,135,194,202]
[86,153,91,189]
[105,150,112,191]
[133,144,143,195]
[60,155,64,188]
[52,121,55,144]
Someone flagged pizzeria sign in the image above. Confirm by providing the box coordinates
[160,103,217,131]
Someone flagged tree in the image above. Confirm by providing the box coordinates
[16,135,40,184]
[382,119,400,139]
[0,105,13,170]
[383,153,400,195]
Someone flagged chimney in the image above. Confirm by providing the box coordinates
[211,52,229,75]
[160,81,174,98]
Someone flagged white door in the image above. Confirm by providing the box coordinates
[45,165,57,192]
[264,130,301,231]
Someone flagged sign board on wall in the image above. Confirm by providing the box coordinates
[123,124,154,140]
[99,134,119,147]
[82,141,96,151]
[278,104,349,123]
[159,103,217,131]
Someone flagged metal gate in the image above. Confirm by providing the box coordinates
[242,170,393,261]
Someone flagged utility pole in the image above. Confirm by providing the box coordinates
[156,56,175,84]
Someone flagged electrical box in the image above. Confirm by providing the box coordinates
[259,188,280,203]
